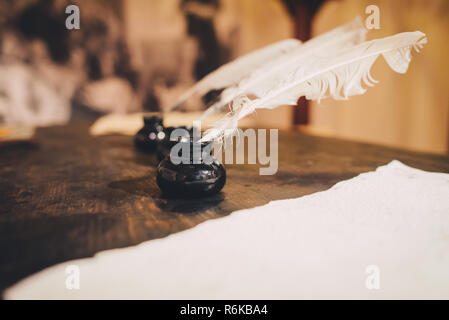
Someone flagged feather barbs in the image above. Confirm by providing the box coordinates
[201,31,427,142]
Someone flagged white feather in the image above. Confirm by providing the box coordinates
[167,38,302,111]
[201,31,427,142]
[198,17,367,121]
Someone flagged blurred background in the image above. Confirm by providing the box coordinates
[0,0,448,154]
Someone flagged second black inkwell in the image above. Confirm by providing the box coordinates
[134,114,165,153]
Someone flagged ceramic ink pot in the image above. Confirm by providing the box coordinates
[156,137,226,198]
[134,115,164,153]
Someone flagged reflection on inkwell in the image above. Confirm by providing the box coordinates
[156,126,226,198]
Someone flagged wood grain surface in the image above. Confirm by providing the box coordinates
[1,121,448,296]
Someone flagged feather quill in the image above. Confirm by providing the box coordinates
[198,17,367,121]
[166,38,302,111]
[201,31,427,142]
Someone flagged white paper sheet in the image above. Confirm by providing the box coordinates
[5,161,449,299]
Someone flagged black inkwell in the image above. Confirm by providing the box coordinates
[156,126,188,161]
[134,114,164,153]
[156,134,226,198]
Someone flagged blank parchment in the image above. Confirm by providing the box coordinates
[6,161,449,299]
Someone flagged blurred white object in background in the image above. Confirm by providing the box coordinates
[0,63,71,126]
[0,31,84,126]
[77,77,140,114]
[88,111,256,136]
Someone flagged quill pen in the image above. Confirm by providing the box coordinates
[201,31,427,142]
[166,38,302,111]
[198,17,367,122]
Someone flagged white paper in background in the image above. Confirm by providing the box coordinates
[5,161,449,299]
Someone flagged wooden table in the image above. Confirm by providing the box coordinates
[1,122,448,296]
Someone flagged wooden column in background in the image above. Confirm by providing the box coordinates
[283,0,325,126]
